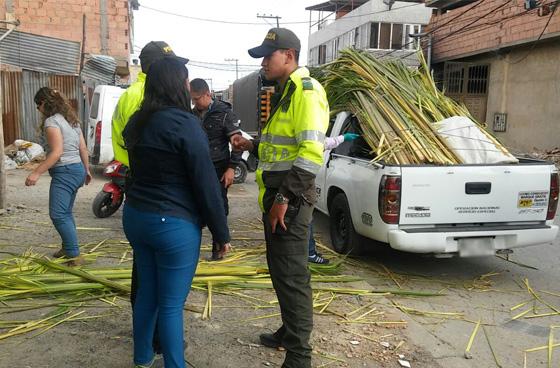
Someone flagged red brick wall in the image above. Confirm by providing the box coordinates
[4,0,131,61]
[427,0,560,62]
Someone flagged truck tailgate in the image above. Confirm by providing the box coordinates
[399,165,552,225]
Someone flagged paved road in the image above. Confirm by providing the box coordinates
[313,205,560,367]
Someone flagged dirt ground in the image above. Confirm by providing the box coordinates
[0,167,441,368]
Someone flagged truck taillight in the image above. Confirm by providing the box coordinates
[94,121,102,146]
[379,175,401,224]
[547,173,559,220]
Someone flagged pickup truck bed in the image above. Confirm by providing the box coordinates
[315,112,559,257]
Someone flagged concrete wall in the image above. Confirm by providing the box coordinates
[428,0,560,63]
[476,42,560,152]
[1,0,132,71]
[308,0,431,49]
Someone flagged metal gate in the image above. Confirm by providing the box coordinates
[443,62,490,123]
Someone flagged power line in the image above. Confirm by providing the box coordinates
[502,5,557,64]
[257,14,281,28]
[138,2,423,26]
[381,0,492,60]
[132,45,261,68]
[393,0,517,62]
[188,62,259,72]
[431,0,512,45]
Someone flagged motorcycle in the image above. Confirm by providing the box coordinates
[92,160,127,218]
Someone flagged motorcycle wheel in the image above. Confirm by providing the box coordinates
[92,191,123,218]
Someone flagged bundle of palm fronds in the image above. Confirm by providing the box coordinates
[312,49,508,165]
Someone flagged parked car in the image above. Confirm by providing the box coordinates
[86,85,125,165]
[315,112,559,256]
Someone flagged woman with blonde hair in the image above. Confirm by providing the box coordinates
[25,87,92,265]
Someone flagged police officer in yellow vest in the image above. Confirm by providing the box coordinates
[233,28,329,368]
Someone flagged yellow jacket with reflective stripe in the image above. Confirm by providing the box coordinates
[256,67,329,212]
[111,72,145,167]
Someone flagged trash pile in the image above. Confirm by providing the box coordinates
[4,139,45,170]
[529,147,560,168]
[312,49,513,165]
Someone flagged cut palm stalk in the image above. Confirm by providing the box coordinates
[464,319,481,359]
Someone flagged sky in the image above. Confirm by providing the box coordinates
[133,0,324,91]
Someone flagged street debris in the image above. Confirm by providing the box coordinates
[528,147,560,167]
[398,358,411,368]
[4,139,45,166]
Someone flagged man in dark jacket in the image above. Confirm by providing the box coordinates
[190,78,241,260]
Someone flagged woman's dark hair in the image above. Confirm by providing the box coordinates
[34,87,80,127]
[124,58,191,149]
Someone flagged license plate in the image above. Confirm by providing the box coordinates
[458,237,495,257]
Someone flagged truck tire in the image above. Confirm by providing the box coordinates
[233,161,248,184]
[92,191,123,218]
[329,193,363,254]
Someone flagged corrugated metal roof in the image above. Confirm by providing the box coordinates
[306,0,369,12]
[0,29,80,75]
[81,54,117,84]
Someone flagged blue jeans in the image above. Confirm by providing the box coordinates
[123,204,201,368]
[308,222,317,257]
[48,163,85,258]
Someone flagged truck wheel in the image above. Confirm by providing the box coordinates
[233,162,248,184]
[92,191,123,218]
[329,193,363,254]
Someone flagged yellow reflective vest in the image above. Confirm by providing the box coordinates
[256,67,329,212]
[111,72,146,167]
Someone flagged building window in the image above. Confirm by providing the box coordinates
[443,63,489,95]
[444,63,464,94]
[334,37,339,58]
[467,65,489,94]
[380,23,391,49]
[391,24,403,50]
[369,22,422,50]
[370,22,379,48]
[319,44,327,65]
[405,24,422,50]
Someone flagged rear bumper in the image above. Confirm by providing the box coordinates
[388,225,559,254]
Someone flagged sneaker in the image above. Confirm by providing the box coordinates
[205,252,223,262]
[134,357,155,368]
[66,256,84,267]
[308,254,330,265]
[52,248,65,258]
[259,333,283,349]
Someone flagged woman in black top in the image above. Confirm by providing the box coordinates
[122,58,230,368]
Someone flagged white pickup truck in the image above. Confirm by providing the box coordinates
[315,112,559,257]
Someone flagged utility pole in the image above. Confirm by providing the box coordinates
[257,14,281,28]
[225,58,239,81]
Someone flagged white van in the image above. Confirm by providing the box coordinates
[86,85,125,165]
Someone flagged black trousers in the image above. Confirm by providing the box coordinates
[263,201,314,368]
[212,162,230,254]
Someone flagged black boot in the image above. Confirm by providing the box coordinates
[259,325,285,348]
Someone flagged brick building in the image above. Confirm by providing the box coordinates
[425,0,560,151]
[0,0,137,77]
